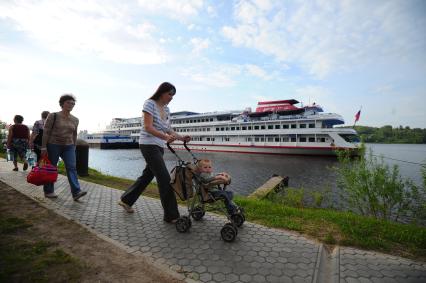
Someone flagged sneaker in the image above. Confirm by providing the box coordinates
[118,200,134,213]
[45,193,58,199]
[73,191,87,201]
[12,168,18,171]
[23,162,28,171]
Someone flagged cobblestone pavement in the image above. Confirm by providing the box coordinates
[1,160,425,283]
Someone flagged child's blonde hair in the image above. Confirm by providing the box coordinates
[196,159,212,171]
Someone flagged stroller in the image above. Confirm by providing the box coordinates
[168,142,245,242]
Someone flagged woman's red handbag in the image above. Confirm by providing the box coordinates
[27,156,58,186]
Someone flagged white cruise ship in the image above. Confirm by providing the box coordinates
[91,99,360,156]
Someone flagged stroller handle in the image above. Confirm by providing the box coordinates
[167,141,198,163]
[166,142,176,154]
[166,141,191,154]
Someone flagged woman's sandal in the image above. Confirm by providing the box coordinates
[118,201,135,213]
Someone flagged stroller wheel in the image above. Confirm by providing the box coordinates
[175,216,191,233]
[221,223,237,242]
[191,206,205,221]
[231,213,245,227]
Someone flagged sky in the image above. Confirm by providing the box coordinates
[1,0,425,132]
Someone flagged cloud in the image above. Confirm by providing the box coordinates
[0,0,167,64]
[190,37,210,55]
[245,64,270,80]
[222,0,426,79]
[180,64,241,87]
[137,0,203,22]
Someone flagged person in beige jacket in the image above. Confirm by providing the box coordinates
[41,94,87,200]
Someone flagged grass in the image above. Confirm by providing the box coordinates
[0,216,83,282]
[235,196,426,259]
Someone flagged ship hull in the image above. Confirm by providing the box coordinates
[88,142,139,149]
[170,143,358,156]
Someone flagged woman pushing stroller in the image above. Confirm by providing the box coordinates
[118,82,190,223]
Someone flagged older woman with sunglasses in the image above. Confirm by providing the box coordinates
[118,82,190,223]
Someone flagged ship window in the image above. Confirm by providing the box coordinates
[231,127,235,130]
[291,137,297,142]
[221,127,224,131]
[261,125,265,129]
[246,137,252,141]
[225,138,230,141]
[275,125,280,129]
[267,137,274,142]
[216,128,219,131]
[291,124,297,129]
[236,127,240,130]
[309,123,315,128]
[207,138,210,141]
[226,127,229,131]
[299,137,307,142]
[255,137,259,142]
[254,126,259,130]
[207,128,210,131]
[309,137,315,142]
[248,126,252,130]
[300,124,306,128]
[268,125,273,129]
[281,137,289,142]
[212,138,215,141]
[339,134,360,143]
[317,138,325,142]
[275,137,280,142]
[283,124,289,129]
[242,126,247,130]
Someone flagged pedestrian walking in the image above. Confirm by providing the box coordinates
[119,82,190,223]
[6,115,30,171]
[30,110,50,162]
[41,94,87,200]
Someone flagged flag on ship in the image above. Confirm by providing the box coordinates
[355,109,361,122]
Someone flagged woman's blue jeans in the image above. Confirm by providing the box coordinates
[43,144,81,196]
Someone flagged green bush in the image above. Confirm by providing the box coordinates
[335,144,425,223]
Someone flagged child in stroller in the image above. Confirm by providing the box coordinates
[168,142,245,242]
[195,159,237,215]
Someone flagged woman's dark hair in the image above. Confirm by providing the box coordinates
[59,94,76,107]
[41,111,50,119]
[14,115,24,123]
[149,82,176,101]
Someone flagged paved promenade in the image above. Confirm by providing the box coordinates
[0,159,425,283]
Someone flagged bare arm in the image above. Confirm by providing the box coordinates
[168,128,191,142]
[41,114,54,150]
[6,126,13,148]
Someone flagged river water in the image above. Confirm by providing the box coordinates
[87,144,426,196]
